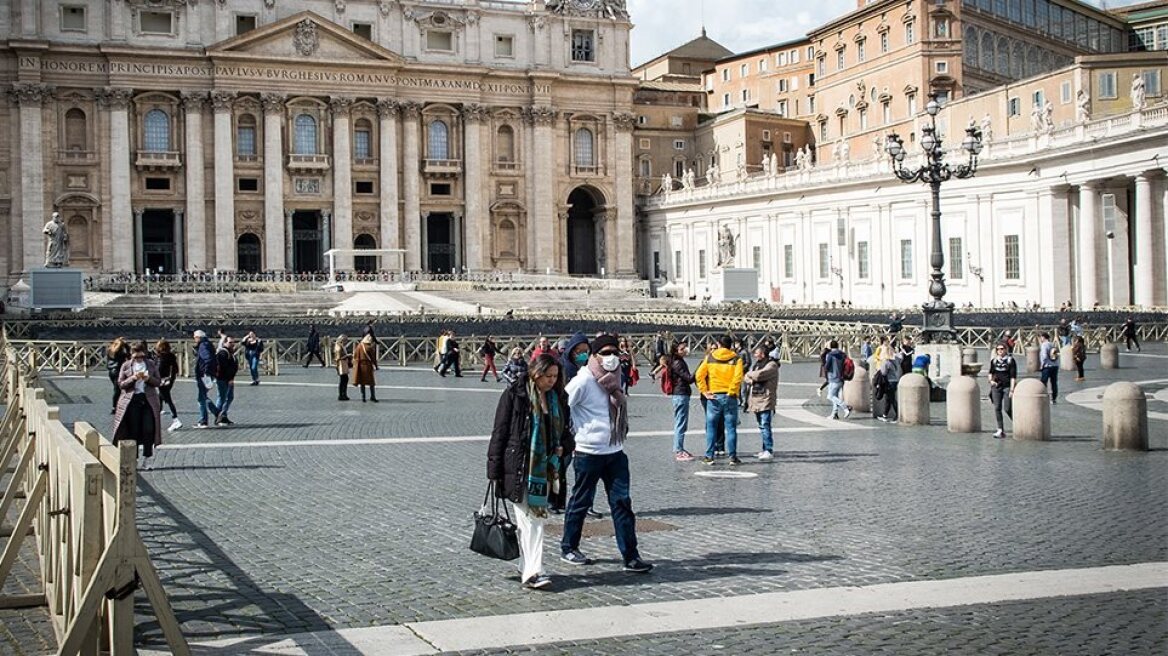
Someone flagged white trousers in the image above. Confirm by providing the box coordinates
[511,500,546,582]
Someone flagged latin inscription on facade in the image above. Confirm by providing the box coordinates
[294,177,321,195]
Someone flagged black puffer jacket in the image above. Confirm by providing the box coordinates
[487,375,574,503]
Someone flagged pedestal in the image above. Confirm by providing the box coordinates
[709,268,759,302]
[28,268,85,310]
[920,301,956,344]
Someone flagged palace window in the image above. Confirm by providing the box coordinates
[1004,235,1020,280]
[352,22,373,40]
[236,15,257,36]
[948,237,963,279]
[1143,70,1162,96]
[354,119,373,160]
[857,241,869,279]
[857,41,866,62]
[495,35,514,58]
[1007,97,1021,116]
[140,11,173,35]
[427,31,454,52]
[905,20,916,45]
[817,243,829,279]
[143,109,170,152]
[574,128,596,167]
[900,239,913,279]
[837,49,846,71]
[61,5,86,32]
[880,32,889,53]
[236,114,257,157]
[571,30,595,62]
[293,114,317,154]
[783,244,794,278]
[1098,71,1117,98]
[428,120,450,159]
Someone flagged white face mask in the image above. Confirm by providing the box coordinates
[600,354,621,372]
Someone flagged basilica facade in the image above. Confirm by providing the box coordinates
[0,0,637,286]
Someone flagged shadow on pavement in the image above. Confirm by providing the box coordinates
[553,550,843,591]
[143,465,286,472]
[640,507,773,517]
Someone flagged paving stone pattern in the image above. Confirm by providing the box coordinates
[5,345,1167,652]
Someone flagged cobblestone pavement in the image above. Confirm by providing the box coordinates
[3,343,1166,653]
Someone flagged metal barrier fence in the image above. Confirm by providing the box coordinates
[0,341,189,654]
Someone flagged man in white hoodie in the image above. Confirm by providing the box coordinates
[559,335,654,574]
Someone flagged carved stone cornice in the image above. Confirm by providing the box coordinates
[376,98,398,118]
[235,95,261,113]
[210,90,236,111]
[398,101,422,120]
[96,87,134,110]
[180,90,208,111]
[526,105,558,126]
[10,83,53,106]
[261,93,285,114]
[461,103,488,123]
[329,96,354,115]
[611,111,636,132]
[527,14,546,32]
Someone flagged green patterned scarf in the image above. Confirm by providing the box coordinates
[525,384,563,517]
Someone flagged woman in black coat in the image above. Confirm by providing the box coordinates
[487,354,573,590]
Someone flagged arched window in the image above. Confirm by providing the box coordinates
[981,32,994,71]
[1011,42,1025,78]
[143,109,170,152]
[65,109,87,151]
[353,118,373,160]
[496,125,515,162]
[995,38,1009,76]
[574,128,595,167]
[428,120,449,159]
[236,233,262,273]
[293,114,317,154]
[237,114,257,157]
[964,27,979,66]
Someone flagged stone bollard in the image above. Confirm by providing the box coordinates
[962,347,978,365]
[1012,378,1050,441]
[844,362,871,413]
[898,373,930,426]
[1025,345,1040,373]
[946,375,982,434]
[1102,382,1148,451]
[1100,343,1120,369]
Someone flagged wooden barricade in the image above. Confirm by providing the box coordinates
[0,359,189,654]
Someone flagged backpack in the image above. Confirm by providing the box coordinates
[1049,346,1060,361]
[660,368,674,395]
[842,356,856,382]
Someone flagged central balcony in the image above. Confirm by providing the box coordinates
[423,158,462,177]
[287,153,331,172]
[135,150,182,170]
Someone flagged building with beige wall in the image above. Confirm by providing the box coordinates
[1,0,639,288]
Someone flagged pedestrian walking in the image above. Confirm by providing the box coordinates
[1072,335,1087,381]
[501,346,528,385]
[487,354,573,590]
[824,340,852,420]
[105,336,131,414]
[303,325,326,367]
[334,335,352,401]
[815,341,831,398]
[617,336,637,394]
[192,329,216,429]
[559,335,653,574]
[551,333,591,514]
[1056,319,1071,347]
[530,336,559,362]
[433,329,449,373]
[694,335,744,466]
[873,353,901,422]
[1038,332,1060,404]
[438,330,463,377]
[478,335,500,382]
[154,339,182,432]
[111,341,162,470]
[743,346,779,460]
[665,340,696,461]
[859,336,874,361]
[734,338,753,409]
[353,334,379,402]
[987,342,1017,438]
[242,330,263,385]
[1121,317,1140,352]
[207,336,239,426]
[651,331,668,379]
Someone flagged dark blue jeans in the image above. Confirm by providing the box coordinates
[1040,366,1059,401]
[561,450,640,563]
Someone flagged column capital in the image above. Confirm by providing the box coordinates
[96,87,134,110]
[180,91,208,112]
[398,100,422,119]
[329,96,354,116]
[611,111,637,132]
[461,103,489,123]
[9,82,53,106]
[261,92,285,114]
[525,105,558,126]
[1079,181,1099,192]
[376,98,398,118]
[210,90,237,112]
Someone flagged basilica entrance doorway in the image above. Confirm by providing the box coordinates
[567,187,604,275]
[292,210,323,273]
[425,212,457,274]
[138,208,177,275]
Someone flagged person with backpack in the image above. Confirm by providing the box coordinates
[1038,332,1060,404]
[743,346,779,461]
[663,341,696,462]
[824,340,852,420]
[873,353,901,422]
[192,330,216,429]
[694,335,744,466]
[478,335,500,382]
[154,339,181,432]
[106,336,131,414]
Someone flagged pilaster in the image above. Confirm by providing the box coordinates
[262,93,286,271]
[613,111,636,275]
[377,99,400,254]
[181,91,208,271]
[331,96,354,271]
[529,105,558,272]
[462,103,488,271]
[9,83,50,273]
[99,87,134,272]
[211,90,236,270]
[400,101,422,270]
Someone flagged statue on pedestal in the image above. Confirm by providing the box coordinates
[42,211,69,268]
[1076,89,1091,123]
[1131,73,1147,111]
[707,161,720,185]
[716,224,737,268]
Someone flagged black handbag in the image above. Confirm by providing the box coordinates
[470,482,520,561]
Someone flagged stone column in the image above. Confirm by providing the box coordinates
[376,99,400,254]
[330,97,354,271]
[400,101,422,270]
[322,209,333,254]
[1133,173,1154,307]
[1077,182,1098,307]
[10,83,50,273]
[181,92,207,272]
[173,209,186,272]
[211,90,236,271]
[284,209,295,271]
[133,209,144,273]
[1038,186,1072,306]
[262,93,286,271]
[102,87,135,273]
[462,103,487,271]
[613,112,637,276]
[530,105,558,272]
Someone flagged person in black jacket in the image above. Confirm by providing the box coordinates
[487,354,573,590]
[303,325,325,367]
[986,342,1017,439]
[667,341,697,461]
[208,337,240,426]
[106,336,131,414]
[154,339,182,432]
[438,330,463,377]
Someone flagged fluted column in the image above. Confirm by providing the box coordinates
[181,92,207,271]
[400,101,422,270]
[10,83,50,273]
[330,96,354,271]
[462,104,488,271]
[613,112,637,276]
[1077,182,1098,307]
[530,105,558,272]
[376,99,400,256]
[262,93,286,271]
[102,87,135,273]
[211,90,236,270]
[1133,173,1154,307]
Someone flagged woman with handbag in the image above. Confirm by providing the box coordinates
[111,341,163,471]
[353,334,378,402]
[486,354,573,590]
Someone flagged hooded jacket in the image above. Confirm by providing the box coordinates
[695,347,744,397]
[559,332,590,382]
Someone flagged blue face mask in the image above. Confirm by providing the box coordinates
[574,352,589,365]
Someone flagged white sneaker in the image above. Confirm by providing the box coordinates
[757,451,774,461]
[816,388,823,398]
[140,456,154,471]
[843,405,852,419]
[168,418,182,432]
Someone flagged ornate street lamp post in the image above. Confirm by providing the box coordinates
[885,92,983,343]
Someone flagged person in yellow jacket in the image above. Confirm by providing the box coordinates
[694,335,745,466]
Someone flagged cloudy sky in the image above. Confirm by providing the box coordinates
[626,0,1146,67]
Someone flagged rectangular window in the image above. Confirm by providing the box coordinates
[236,125,256,157]
[571,30,595,62]
[427,30,453,51]
[237,177,259,192]
[1008,97,1021,116]
[777,100,788,117]
[638,158,651,176]
[793,49,801,63]
[778,78,788,92]
[837,49,846,70]
[1098,71,1117,98]
[1061,81,1072,103]
[792,76,799,91]
[759,58,768,72]
[859,108,868,130]
[948,237,963,279]
[723,93,730,109]
[818,243,830,279]
[698,249,707,279]
[1004,235,1020,280]
[354,129,372,159]
[900,239,913,279]
[638,137,650,149]
[430,182,452,196]
[1032,90,1045,107]
[762,130,772,142]
[906,21,916,45]
[881,32,889,53]
[355,180,375,195]
[722,68,730,82]
[783,131,792,143]
[740,63,748,77]
[934,18,949,38]
[817,57,826,77]
[236,15,257,35]
[140,11,173,35]
[857,241,869,279]
[908,93,918,114]
[674,251,683,279]
[783,244,794,278]
[495,35,514,58]
[1102,193,1117,234]
[674,139,686,150]
[1142,70,1162,96]
[883,101,891,123]
[352,22,373,41]
[857,41,866,62]
[145,177,171,191]
[61,5,86,32]
[936,61,948,74]
[752,246,762,271]
[741,89,749,102]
